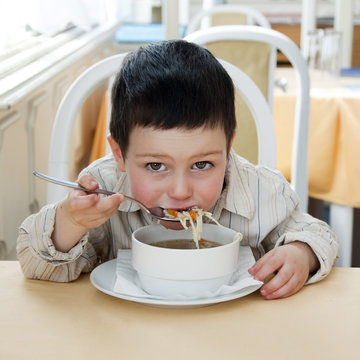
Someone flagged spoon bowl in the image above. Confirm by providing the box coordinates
[33,171,179,222]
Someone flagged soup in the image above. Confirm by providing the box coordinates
[163,207,223,249]
[150,238,221,249]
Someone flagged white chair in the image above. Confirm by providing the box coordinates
[185,25,310,212]
[46,53,276,203]
[186,5,275,109]
[46,54,127,203]
[185,4,271,35]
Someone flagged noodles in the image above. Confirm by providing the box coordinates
[163,208,224,249]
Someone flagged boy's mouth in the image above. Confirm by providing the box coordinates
[161,206,197,220]
[163,206,195,212]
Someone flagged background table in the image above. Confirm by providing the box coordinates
[274,68,360,207]
[1,261,359,360]
[274,68,360,267]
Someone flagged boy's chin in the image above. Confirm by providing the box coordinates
[159,221,185,230]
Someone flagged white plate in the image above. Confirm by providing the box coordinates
[90,257,262,309]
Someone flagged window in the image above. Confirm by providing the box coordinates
[0,0,131,53]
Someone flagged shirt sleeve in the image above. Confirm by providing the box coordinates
[17,203,97,282]
[273,209,338,284]
[261,178,339,284]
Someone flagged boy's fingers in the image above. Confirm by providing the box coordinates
[96,193,123,212]
[77,173,99,191]
[260,265,293,295]
[248,252,270,273]
[68,192,98,211]
[68,193,122,229]
[261,272,302,300]
[250,251,283,282]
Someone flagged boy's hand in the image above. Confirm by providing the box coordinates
[248,242,320,300]
[52,173,123,252]
[66,173,123,229]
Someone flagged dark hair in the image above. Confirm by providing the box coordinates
[110,40,236,157]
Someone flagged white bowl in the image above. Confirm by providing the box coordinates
[131,224,241,299]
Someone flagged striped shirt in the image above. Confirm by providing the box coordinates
[17,150,338,283]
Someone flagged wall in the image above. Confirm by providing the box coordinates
[0,28,119,260]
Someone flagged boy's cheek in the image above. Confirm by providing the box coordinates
[129,175,160,205]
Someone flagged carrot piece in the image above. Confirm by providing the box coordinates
[167,209,178,218]
[189,210,196,220]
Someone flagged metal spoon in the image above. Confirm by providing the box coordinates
[33,171,179,222]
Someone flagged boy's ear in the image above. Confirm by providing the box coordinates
[107,135,126,172]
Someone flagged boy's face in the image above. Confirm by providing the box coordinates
[110,125,230,230]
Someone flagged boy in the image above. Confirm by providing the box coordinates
[17,40,338,300]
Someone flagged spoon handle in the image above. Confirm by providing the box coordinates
[33,171,116,196]
[33,171,177,222]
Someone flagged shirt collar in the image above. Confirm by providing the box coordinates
[112,173,142,213]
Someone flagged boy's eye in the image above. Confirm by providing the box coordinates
[146,162,165,171]
[193,161,212,170]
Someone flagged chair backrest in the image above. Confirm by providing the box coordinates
[47,53,127,203]
[185,25,310,211]
[186,5,275,107]
[47,53,276,204]
[185,4,271,35]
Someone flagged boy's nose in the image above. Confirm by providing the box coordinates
[167,174,193,201]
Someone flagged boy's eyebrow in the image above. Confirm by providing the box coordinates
[135,152,167,158]
[135,150,224,158]
[192,150,225,158]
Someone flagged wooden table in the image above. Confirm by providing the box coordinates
[1,261,359,360]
